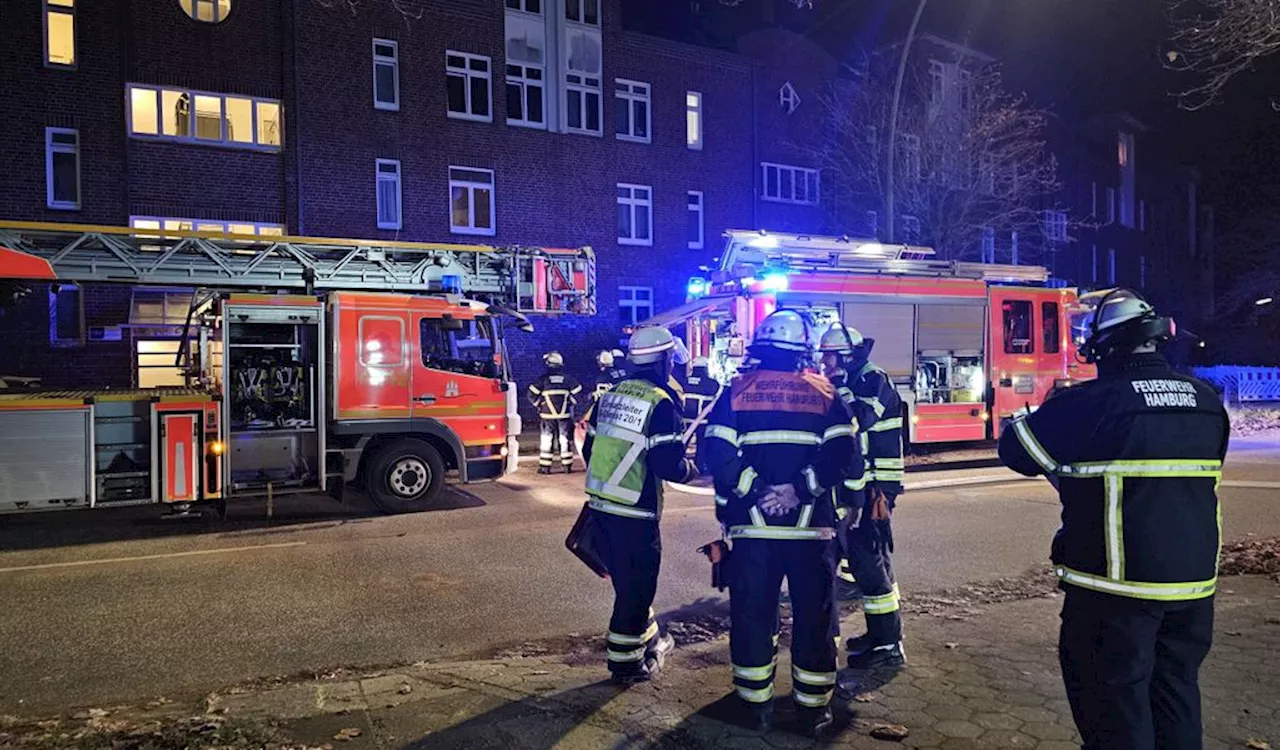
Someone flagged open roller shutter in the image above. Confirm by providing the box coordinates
[916,304,985,354]
[841,302,915,381]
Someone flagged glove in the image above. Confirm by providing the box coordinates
[869,488,891,521]
[868,488,894,554]
[759,483,801,516]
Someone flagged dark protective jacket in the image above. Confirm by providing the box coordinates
[704,365,863,540]
[682,365,721,420]
[998,352,1229,602]
[583,364,631,422]
[582,371,697,521]
[527,368,582,420]
[839,360,904,494]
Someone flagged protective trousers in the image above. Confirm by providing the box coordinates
[847,510,902,646]
[591,510,664,677]
[1058,588,1213,750]
[729,538,838,708]
[539,418,574,470]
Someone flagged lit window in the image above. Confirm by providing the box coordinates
[180,0,231,23]
[779,82,801,114]
[129,216,284,236]
[449,167,496,236]
[686,91,703,150]
[1042,210,1068,242]
[49,283,83,347]
[566,0,600,25]
[446,51,492,122]
[126,84,282,150]
[617,184,653,246]
[506,0,541,11]
[563,23,602,135]
[376,159,402,230]
[619,286,653,326]
[373,39,400,112]
[687,191,704,250]
[901,215,921,243]
[506,64,545,127]
[45,127,80,210]
[614,79,651,143]
[760,162,820,205]
[44,0,75,67]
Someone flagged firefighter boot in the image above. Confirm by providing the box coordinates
[643,633,675,676]
[795,705,835,737]
[733,697,773,733]
[847,640,906,670]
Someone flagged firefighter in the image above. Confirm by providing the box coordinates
[820,323,907,669]
[704,310,862,735]
[682,357,721,473]
[998,289,1229,750]
[583,326,698,683]
[527,351,582,474]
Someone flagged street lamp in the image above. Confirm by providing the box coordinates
[884,0,928,244]
[1256,297,1274,306]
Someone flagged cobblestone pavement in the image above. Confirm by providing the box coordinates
[176,575,1280,749]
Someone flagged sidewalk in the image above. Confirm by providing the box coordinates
[12,576,1275,750]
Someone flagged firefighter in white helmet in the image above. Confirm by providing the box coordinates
[704,310,863,735]
[582,326,697,683]
[999,289,1228,749]
[819,322,906,670]
[682,357,721,473]
[527,351,582,474]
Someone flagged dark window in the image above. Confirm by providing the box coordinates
[1002,300,1033,354]
[1042,302,1061,354]
[420,317,498,379]
[585,90,600,131]
[446,75,467,114]
[50,283,83,344]
[566,88,582,129]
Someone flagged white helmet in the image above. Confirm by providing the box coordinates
[543,351,564,368]
[596,350,615,368]
[1069,288,1173,363]
[629,326,677,365]
[818,323,865,354]
[751,310,812,353]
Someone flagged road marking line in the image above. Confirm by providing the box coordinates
[0,541,307,573]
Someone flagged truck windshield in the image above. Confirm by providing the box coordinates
[420,316,498,379]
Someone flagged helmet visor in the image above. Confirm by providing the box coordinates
[672,336,691,366]
[1067,300,1099,349]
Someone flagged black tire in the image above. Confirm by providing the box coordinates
[365,438,446,514]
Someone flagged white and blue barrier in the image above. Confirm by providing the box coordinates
[1193,366,1280,404]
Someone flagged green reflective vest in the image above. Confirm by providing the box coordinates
[585,379,676,520]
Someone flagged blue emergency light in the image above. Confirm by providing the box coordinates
[687,276,709,298]
[760,270,789,292]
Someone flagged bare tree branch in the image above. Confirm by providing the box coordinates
[1166,0,1280,109]
[805,57,1064,263]
[310,0,424,20]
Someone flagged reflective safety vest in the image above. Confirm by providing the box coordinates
[584,379,680,520]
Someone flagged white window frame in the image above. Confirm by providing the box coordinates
[506,62,546,129]
[125,84,283,150]
[614,79,651,144]
[376,159,403,230]
[1043,210,1068,242]
[565,0,600,26]
[45,127,80,211]
[760,162,820,205]
[130,216,284,236]
[617,183,653,247]
[445,51,493,123]
[506,0,542,13]
[565,73,602,136]
[373,39,400,112]
[687,190,704,250]
[619,286,654,326]
[686,91,703,150]
[44,0,75,69]
[901,215,921,243]
[448,166,496,237]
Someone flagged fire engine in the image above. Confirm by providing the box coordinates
[0,221,595,516]
[646,230,1094,445]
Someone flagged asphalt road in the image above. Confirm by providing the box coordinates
[1,437,1278,714]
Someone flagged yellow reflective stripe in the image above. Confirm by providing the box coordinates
[1059,460,1222,477]
[1105,474,1124,580]
[794,690,833,707]
[735,466,758,498]
[705,424,739,446]
[792,666,837,686]
[797,503,813,529]
[607,646,647,662]
[729,526,835,541]
[864,585,900,614]
[715,494,729,506]
[823,424,855,442]
[869,470,904,482]
[587,498,655,519]
[857,395,886,418]
[844,475,868,490]
[1055,566,1216,601]
[740,430,822,446]
[647,433,683,448]
[803,466,821,495]
[736,684,774,703]
[837,566,857,583]
[868,416,903,432]
[749,505,767,526]
[541,389,571,396]
[1013,418,1058,473]
[607,621,659,646]
[875,457,905,469]
[835,505,850,520]
[733,661,777,681]
[859,432,869,453]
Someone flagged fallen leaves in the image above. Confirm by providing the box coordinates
[1245,739,1270,750]
[853,692,878,703]
[1219,537,1280,581]
[397,683,413,695]
[869,723,910,741]
[333,727,362,741]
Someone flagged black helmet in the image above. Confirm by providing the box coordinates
[1069,288,1174,364]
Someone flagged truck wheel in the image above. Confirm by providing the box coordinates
[366,439,445,514]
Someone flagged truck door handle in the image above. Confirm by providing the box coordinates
[414,394,437,404]
[999,378,1013,387]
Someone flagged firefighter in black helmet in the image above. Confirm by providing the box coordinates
[998,288,1229,750]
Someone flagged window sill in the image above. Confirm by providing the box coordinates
[44,61,77,71]
[565,127,604,138]
[688,242,704,250]
[760,197,820,206]
[374,102,401,112]
[448,112,494,124]
[616,134,651,145]
[687,144,703,151]
[507,119,548,130]
[46,203,80,211]
[376,222,403,231]
[451,227,497,237]
[618,238,653,247]
[128,134,283,153]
